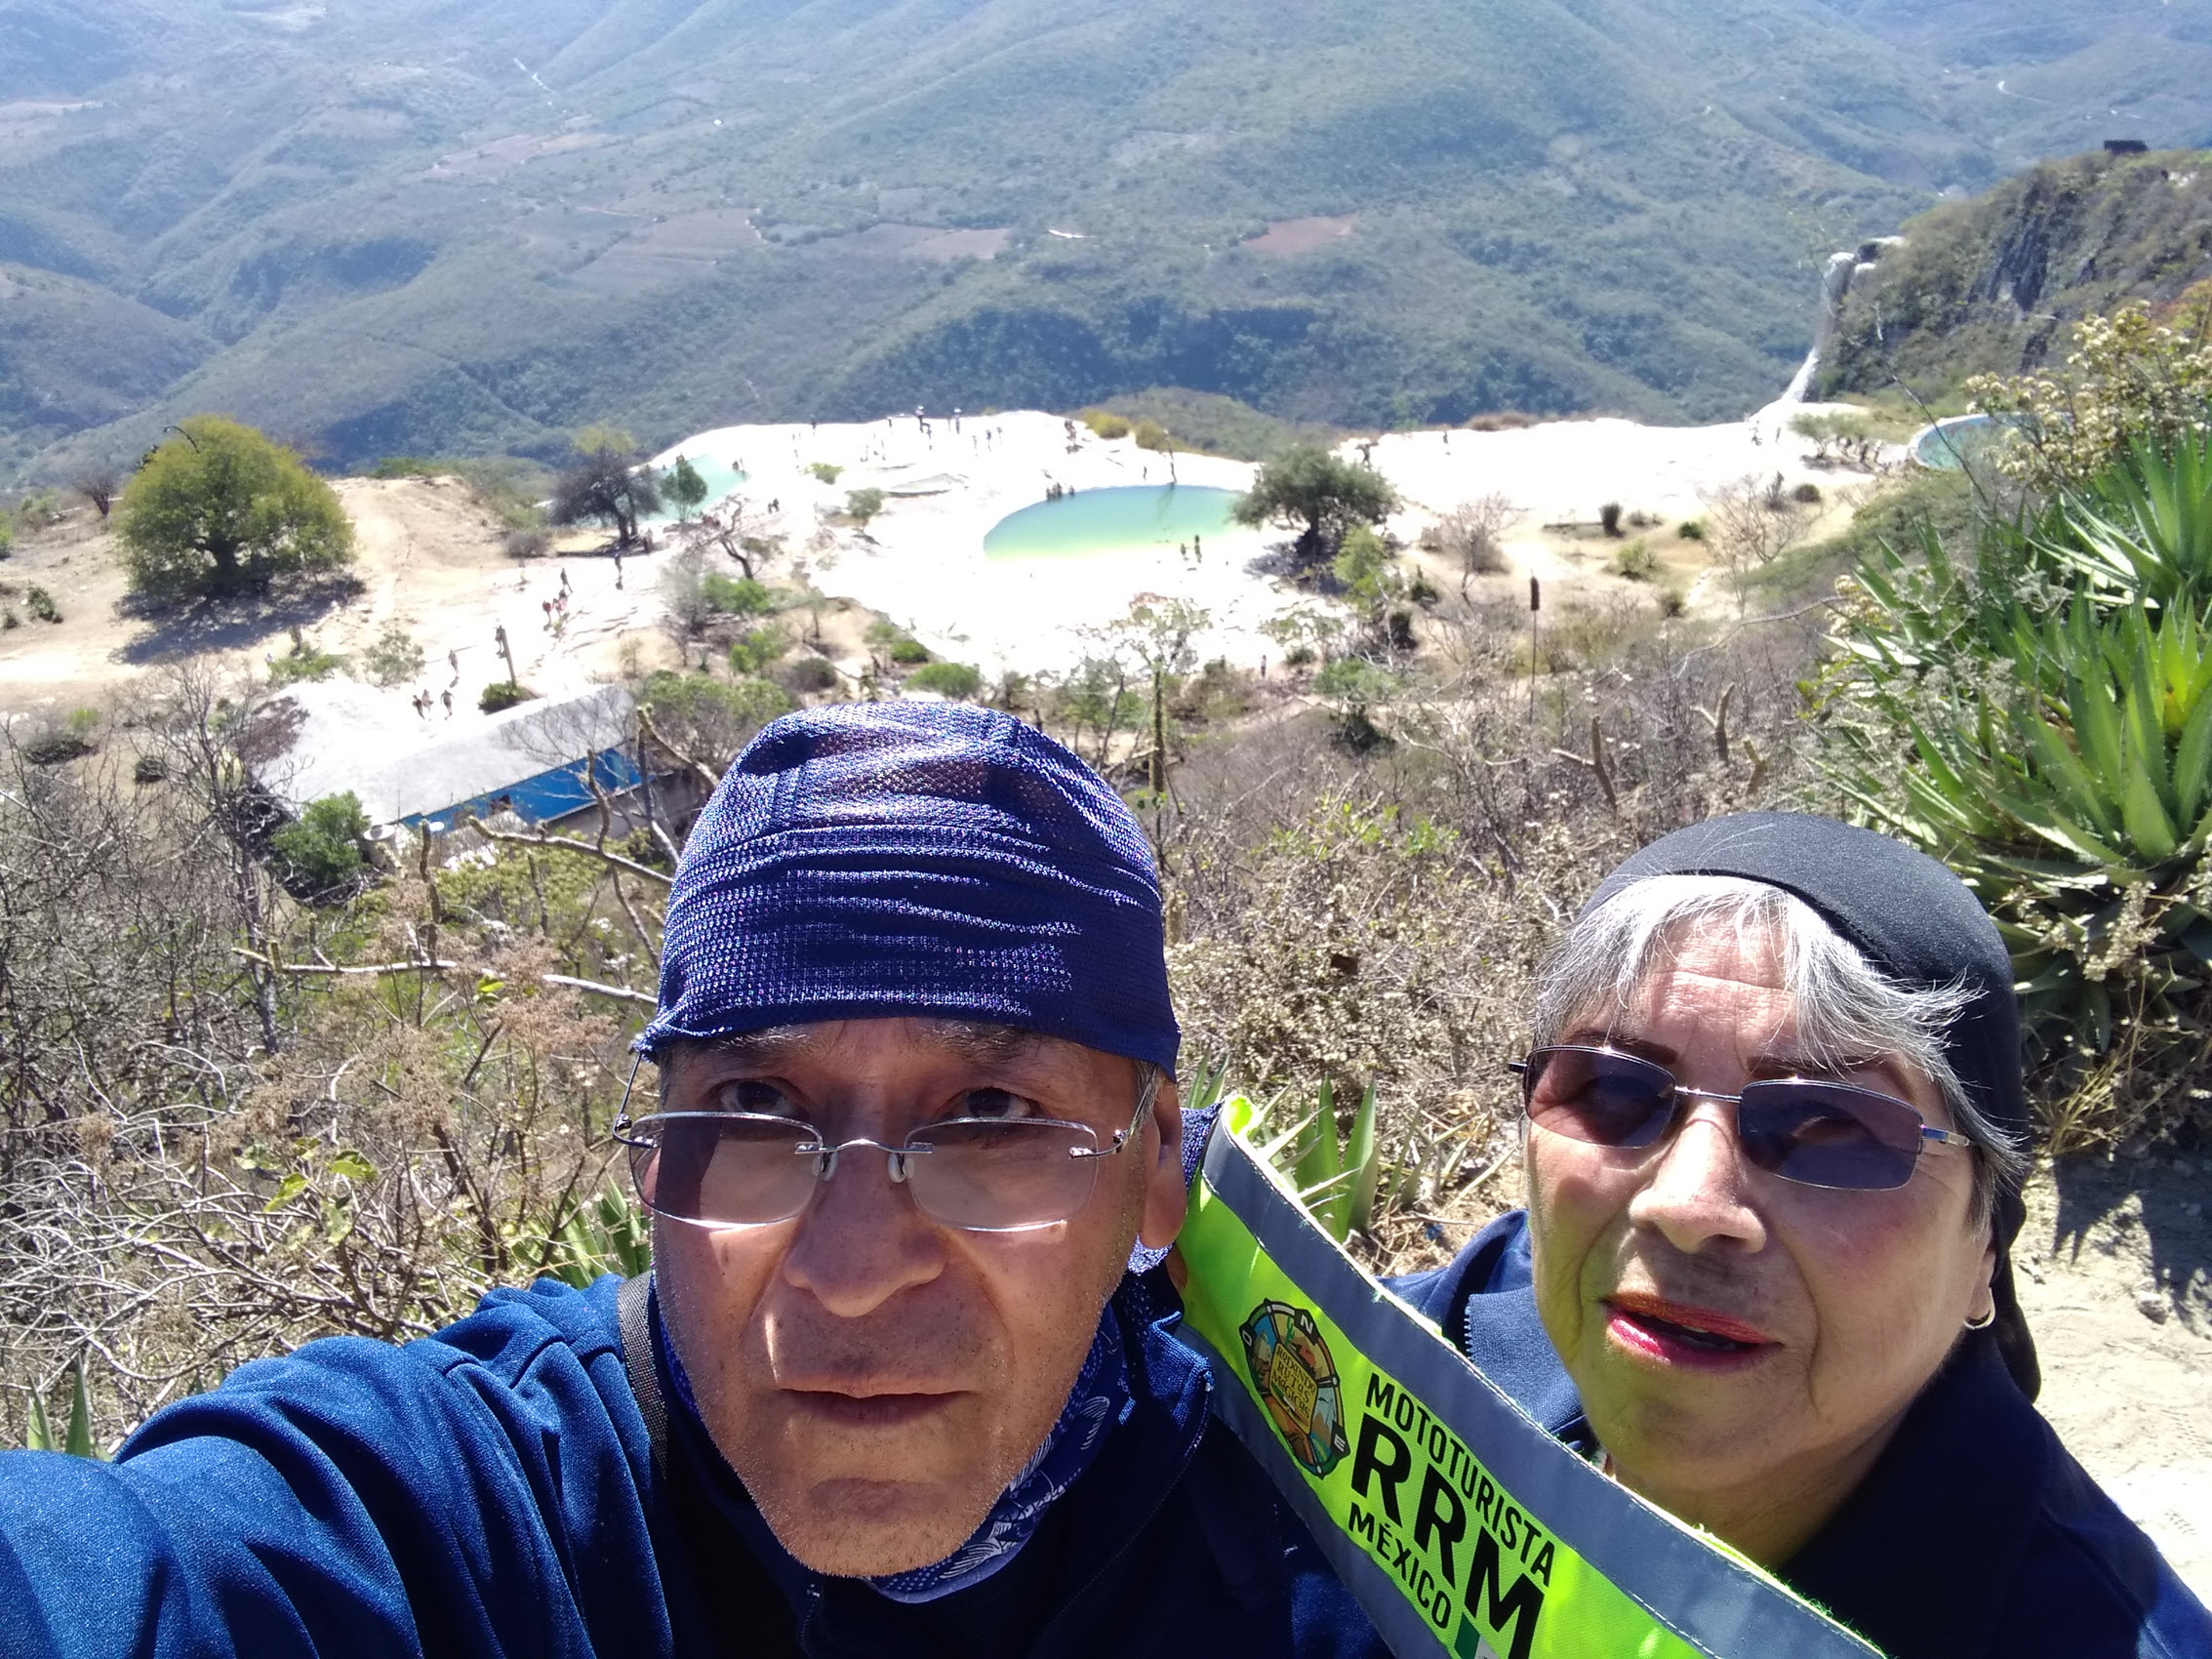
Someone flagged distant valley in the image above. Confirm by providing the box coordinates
[4,0,2212,480]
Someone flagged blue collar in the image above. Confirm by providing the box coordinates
[868,1313,1132,1601]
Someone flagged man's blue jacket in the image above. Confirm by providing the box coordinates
[1392,1212,2212,1659]
[0,1273,1386,1659]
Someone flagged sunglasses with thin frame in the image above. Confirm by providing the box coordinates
[1509,1045,1973,1192]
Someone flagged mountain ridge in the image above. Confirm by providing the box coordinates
[2,0,2207,479]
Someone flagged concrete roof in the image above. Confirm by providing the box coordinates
[243,680,635,827]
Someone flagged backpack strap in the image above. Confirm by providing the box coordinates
[618,1273,670,1487]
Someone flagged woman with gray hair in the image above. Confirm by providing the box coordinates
[1395,812,2208,1659]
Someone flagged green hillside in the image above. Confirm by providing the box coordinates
[0,0,2207,477]
[1823,0,2212,163]
[1816,147,2212,402]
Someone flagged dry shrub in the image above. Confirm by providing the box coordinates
[1160,604,1819,1266]
[1425,494,1520,593]
[0,669,649,1447]
[2,597,1830,1441]
[1699,475,1810,612]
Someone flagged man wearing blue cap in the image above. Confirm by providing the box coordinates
[0,704,1384,1659]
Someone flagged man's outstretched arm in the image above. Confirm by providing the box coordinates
[0,1277,665,1659]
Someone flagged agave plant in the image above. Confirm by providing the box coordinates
[1236,1080,1383,1244]
[20,1357,100,1459]
[1830,595,2212,1055]
[2038,432,2212,610]
[1822,437,2212,1094]
[532,1184,653,1289]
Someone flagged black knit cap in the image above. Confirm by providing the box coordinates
[1583,811,2039,1399]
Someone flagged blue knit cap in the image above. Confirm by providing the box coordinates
[637,701,1179,1070]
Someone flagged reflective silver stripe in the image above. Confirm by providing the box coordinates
[1195,1127,1882,1659]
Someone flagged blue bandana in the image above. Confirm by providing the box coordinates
[637,702,1179,1072]
[661,1300,1134,1603]
[867,1313,1133,1601]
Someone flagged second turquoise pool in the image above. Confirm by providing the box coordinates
[984,484,1240,559]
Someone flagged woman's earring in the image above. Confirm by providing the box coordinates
[1964,1306,1996,1331]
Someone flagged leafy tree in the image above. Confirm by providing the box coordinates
[808,463,844,485]
[704,573,773,616]
[1332,527,1406,626]
[666,456,709,522]
[115,417,354,603]
[905,661,984,700]
[361,623,427,688]
[727,626,787,676]
[845,487,886,527]
[269,793,370,898]
[1232,445,1399,562]
[640,671,793,767]
[551,428,662,548]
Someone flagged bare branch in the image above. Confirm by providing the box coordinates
[637,705,726,801]
[233,950,461,976]
[542,975,659,1006]
[462,821,673,887]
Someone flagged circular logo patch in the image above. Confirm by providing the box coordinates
[1239,1300,1349,1478]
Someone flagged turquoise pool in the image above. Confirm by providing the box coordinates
[1910,414,2017,472]
[984,484,1240,559]
[646,452,749,523]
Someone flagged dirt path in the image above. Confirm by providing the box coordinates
[0,479,683,723]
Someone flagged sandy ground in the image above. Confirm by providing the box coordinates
[0,475,683,731]
[2013,1153,2212,1598]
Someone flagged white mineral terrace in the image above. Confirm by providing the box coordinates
[648,395,1849,677]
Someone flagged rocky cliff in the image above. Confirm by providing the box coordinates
[1817,148,2212,402]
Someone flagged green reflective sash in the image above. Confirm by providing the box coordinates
[1177,1103,1884,1659]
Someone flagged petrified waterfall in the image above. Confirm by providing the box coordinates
[1785,239,1903,401]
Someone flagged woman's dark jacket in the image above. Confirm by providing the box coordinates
[1392,1212,2211,1659]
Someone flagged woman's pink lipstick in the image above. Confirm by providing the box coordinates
[1604,1292,1776,1371]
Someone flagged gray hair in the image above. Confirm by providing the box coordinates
[1533,875,2028,1222]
